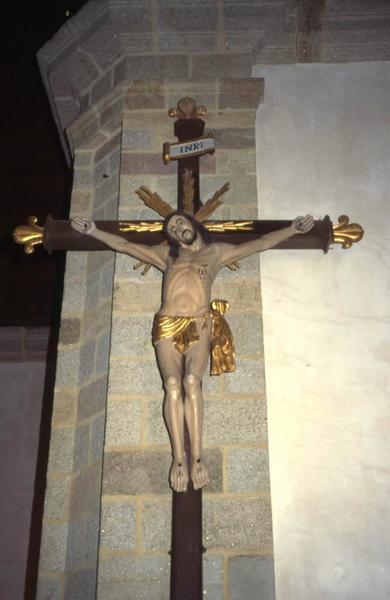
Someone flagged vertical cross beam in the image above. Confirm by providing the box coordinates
[170,114,205,600]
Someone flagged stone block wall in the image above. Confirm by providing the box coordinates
[37,89,123,598]
[96,78,273,600]
[35,1,390,598]
[38,0,390,164]
[37,76,274,599]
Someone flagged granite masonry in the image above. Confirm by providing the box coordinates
[37,73,272,600]
[35,1,390,599]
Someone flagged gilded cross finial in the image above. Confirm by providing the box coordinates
[332,215,364,249]
[168,97,207,119]
[13,216,44,254]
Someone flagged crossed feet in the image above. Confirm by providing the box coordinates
[169,456,209,493]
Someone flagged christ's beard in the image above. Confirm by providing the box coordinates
[182,229,196,245]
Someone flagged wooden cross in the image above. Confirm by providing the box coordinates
[14,97,364,600]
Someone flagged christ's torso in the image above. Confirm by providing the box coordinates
[159,244,220,317]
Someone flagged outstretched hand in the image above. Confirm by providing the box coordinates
[292,215,314,235]
[70,216,96,235]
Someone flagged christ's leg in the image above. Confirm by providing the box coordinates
[155,339,188,493]
[183,317,212,490]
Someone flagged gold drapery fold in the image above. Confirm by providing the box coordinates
[210,300,236,376]
[152,299,235,376]
[152,316,199,354]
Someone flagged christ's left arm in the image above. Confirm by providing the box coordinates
[216,215,314,268]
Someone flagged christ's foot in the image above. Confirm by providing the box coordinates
[170,458,189,493]
[191,458,209,490]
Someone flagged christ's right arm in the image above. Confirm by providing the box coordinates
[71,217,169,271]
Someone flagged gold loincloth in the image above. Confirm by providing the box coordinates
[152,315,200,354]
[152,299,235,376]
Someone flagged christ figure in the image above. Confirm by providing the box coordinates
[71,212,314,492]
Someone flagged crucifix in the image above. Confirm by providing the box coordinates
[14,96,364,600]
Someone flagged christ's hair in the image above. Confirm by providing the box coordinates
[163,211,213,259]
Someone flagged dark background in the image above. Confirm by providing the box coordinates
[0,1,88,328]
[0,6,87,597]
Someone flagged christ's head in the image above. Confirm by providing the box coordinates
[163,211,212,258]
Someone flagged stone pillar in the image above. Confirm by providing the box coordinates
[37,88,124,599]
[96,78,274,600]
[35,1,282,597]
[36,76,275,599]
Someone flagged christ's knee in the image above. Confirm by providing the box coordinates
[183,373,201,401]
[164,375,181,403]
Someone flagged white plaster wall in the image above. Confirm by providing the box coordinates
[253,63,390,600]
[0,362,46,599]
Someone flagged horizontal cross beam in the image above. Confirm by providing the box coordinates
[15,214,336,255]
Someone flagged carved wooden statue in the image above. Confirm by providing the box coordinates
[71,212,314,492]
